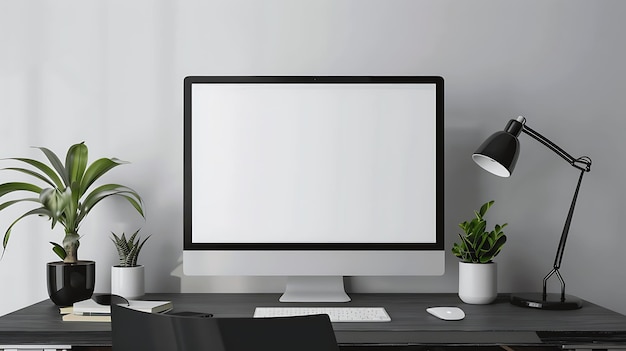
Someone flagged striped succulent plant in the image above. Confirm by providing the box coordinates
[111,230,150,267]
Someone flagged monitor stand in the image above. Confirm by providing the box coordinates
[279,276,351,302]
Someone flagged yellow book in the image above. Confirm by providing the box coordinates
[62,313,111,322]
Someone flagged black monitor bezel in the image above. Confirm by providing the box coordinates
[183,76,444,251]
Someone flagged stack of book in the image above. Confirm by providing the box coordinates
[60,298,173,322]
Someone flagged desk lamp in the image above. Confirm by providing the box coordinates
[472,116,592,310]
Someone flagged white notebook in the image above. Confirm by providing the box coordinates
[72,298,173,315]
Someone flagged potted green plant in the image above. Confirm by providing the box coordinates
[110,229,150,299]
[452,200,507,304]
[0,142,144,306]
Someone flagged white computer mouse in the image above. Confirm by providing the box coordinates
[426,306,465,321]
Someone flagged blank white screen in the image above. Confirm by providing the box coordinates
[191,83,437,244]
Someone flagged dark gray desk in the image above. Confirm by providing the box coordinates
[1,293,625,350]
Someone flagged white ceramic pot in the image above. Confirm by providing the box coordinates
[458,261,497,304]
[111,265,145,299]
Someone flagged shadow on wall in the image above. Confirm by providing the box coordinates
[170,258,287,293]
[444,125,489,285]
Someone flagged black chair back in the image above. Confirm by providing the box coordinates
[111,304,339,351]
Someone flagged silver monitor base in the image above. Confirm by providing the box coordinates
[279,276,351,302]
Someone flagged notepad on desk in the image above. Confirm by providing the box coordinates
[60,299,173,322]
[73,298,173,315]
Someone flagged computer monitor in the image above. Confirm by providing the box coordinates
[183,76,445,302]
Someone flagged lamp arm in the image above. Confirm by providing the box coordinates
[521,121,593,302]
[553,168,585,270]
[542,168,586,302]
[521,124,592,172]
[520,122,592,270]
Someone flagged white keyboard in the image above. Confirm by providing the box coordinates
[253,307,391,322]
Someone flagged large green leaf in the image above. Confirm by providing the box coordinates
[80,158,126,196]
[77,184,143,224]
[2,167,56,188]
[0,198,40,211]
[34,147,69,187]
[119,194,145,217]
[82,183,142,209]
[0,182,42,198]
[8,158,64,189]
[65,142,88,188]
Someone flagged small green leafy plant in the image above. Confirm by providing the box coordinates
[452,200,507,264]
[0,142,144,263]
[111,229,150,267]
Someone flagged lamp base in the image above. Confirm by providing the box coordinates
[510,293,582,310]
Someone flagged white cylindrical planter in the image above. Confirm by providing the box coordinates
[458,262,497,304]
[111,265,145,300]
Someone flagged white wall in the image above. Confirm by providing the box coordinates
[1,0,625,316]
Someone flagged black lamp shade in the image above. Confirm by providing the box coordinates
[472,130,520,177]
[473,118,525,177]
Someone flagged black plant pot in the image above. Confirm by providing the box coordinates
[47,260,95,307]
